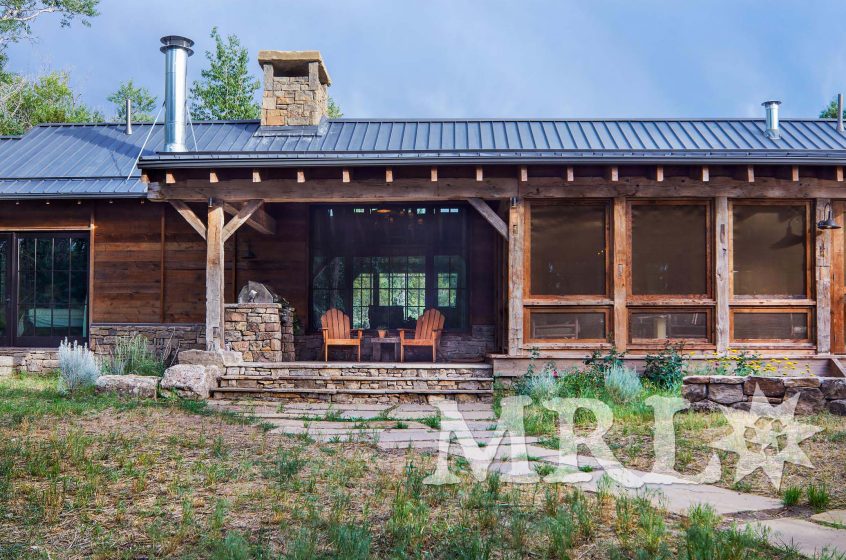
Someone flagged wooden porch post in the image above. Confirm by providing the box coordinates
[206,204,225,350]
[816,198,832,354]
[715,196,730,353]
[507,198,525,356]
[612,197,628,351]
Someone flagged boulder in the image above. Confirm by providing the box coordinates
[784,388,826,415]
[95,374,159,399]
[827,400,846,416]
[708,383,745,405]
[178,349,241,368]
[709,376,745,385]
[691,400,721,413]
[683,375,711,384]
[820,378,846,400]
[743,376,786,398]
[682,383,707,402]
[160,364,219,400]
[783,377,821,389]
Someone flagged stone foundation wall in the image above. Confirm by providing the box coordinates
[294,324,496,362]
[89,323,205,359]
[224,303,295,362]
[682,375,846,415]
[0,348,59,375]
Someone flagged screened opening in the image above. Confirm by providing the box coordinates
[630,310,709,341]
[310,204,468,331]
[733,311,810,341]
[529,203,607,296]
[631,204,708,295]
[732,204,808,297]
[527,310,607,341]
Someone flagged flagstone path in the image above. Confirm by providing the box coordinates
[208,399,846,556]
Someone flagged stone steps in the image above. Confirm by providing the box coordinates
[210,385,493,404]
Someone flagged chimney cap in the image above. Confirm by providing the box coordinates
[258,50,331,85]
[761,99,782,107]
[160,35,194,56]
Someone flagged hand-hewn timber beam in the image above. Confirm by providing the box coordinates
[169,200,206,239]
[817,198,833,354]
[475,166,484,182]
[467,198,508,239]
[252,169,262,183]
[612,197,627,351]
[715,196,729,353]
[206,204,225,350]
[222,199,266,242]
[385,168,394,183]
[507,199,525,356]
[221,201,276,236]
[430,167,438,182]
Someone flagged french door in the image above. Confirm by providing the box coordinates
[0,232,89,348]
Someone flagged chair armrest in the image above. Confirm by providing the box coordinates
[399,329,408,340]
[351,329,363,339]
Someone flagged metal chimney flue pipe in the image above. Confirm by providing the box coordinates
[762,100,781,140]
[838,94,844,133]
[125,98,132,135]
[160,35,194,152]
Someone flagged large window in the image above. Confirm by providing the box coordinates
[528,202,608,296]
[732,203,809,298]
[310,205,468,331]
[630,203,708,296]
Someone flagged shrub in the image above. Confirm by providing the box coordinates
[102,335,167,377]
[584,346,626,374]
[807,483,831,512]
[781,485,802,507]
[643,343,686,389]
[604,364,642,404]
[57,339,100,395]
[517,363,558,403]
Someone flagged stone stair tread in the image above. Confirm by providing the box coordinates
[219,374,493,382]
[237,361,492,369]
[211,387,492,395]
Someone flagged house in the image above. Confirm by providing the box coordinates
[1,35,846,397]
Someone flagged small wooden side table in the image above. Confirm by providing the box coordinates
[371,336,400,362]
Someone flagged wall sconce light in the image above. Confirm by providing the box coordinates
[817,203,841,230]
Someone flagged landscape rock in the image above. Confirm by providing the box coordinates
[783,377,821,389]
[683,376,710,384]
[691,400,721,413]
[784,388,826,415]
[743,376,786,398]
[178,349,241,368]
[95,374,159,399]
[708,383,745,405]
[828,400,846,416]
[681,383,707,402]
[160,364,220,400]
[708,376,745,385]
[820,378,846,400]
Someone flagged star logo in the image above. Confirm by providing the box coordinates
[710,388,822,490]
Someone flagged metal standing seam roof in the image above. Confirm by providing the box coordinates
[2,118,846,197]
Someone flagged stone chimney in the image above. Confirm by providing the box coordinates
[258,50,331,126]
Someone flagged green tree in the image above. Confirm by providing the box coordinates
[0,0,99,49]
[0,70,102,135]
[820,96,846,120]
[327,97,343,118]
[107,79,157,122]
[190,27,260,121]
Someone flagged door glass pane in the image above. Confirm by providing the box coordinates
[0,238,6,341]
[631,205,707,295]
[529,311,606,340]
[733,311,809,340]
[733,205,807,297]
[530,204,607,295]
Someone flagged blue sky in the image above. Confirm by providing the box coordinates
[6,0,845,121]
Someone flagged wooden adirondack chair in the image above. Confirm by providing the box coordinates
[399,309,445,362]
[320,308,362,362]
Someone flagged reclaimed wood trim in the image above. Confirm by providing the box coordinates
[252,169,261,183]
[467,198,508,239]
[613,196,627,350]
[385,168,393,183]
[715,196,729,353]
[221,201,276,236]
[816,198,832,353]
[206,204,225,350]
[508,198,525,355]
[222,199,265,242]
[832,202,845,353]
[523,306,612,344]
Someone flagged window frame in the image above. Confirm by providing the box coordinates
[626,199,713,302]
[523,306,611,344]
[628,306,713,348]
[730,306,814,346]
[524,199,612,302]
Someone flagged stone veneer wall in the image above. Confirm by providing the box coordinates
[293,325,496,362]
[0,348,59,375]
[261,61,328,126]
[89,323,205,359]
[682,375,846,415]
[224,303,295,362]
